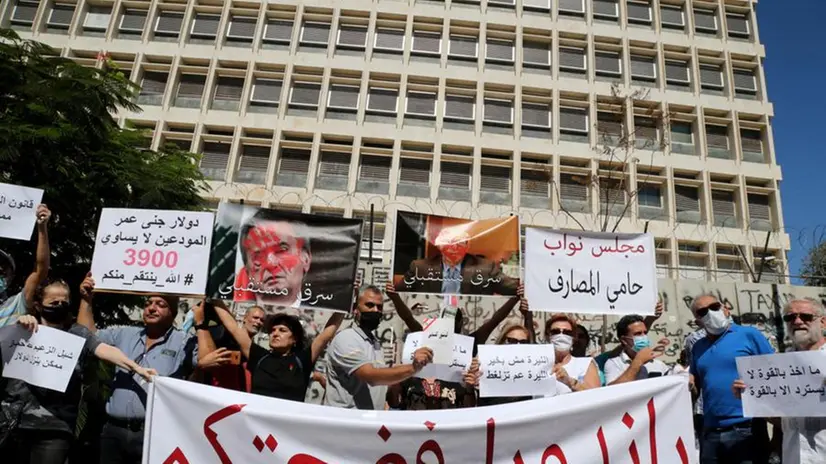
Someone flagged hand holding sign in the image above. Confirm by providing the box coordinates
[0,183,45,240]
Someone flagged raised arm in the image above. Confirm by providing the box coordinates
[22,205,51,311]
[520,298,535,344]
[192,301,220,365]
[643,300,664,330]
[212,301,253,360]
[472,282,523,344]
[385,282,422,333]
[77,272,96,332]
[311,311,344,364]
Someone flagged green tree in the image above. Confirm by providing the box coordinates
[802,241,826,287]
[0,29,207,324]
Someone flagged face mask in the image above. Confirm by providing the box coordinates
[702,309,730,335]
[0,276,7,296]
[40,300,70,324]
[550,334,573,352]
[358,311,382,333]
[632,335,651,352]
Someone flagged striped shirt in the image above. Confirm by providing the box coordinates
[0,293,27,328]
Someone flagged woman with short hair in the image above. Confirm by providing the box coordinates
[545,314,600,394]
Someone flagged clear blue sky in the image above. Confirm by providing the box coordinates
[758,1,826,281]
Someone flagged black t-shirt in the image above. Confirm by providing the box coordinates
[400,378,471,410]
[248,344,313,402]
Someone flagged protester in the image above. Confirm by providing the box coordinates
[571,324,591,357]
[545,314,600,394]
[604,314,669,385]
[388,358,480,410]
[594,301,665,384]
[324,285,432,410]
[733,298,826,464]
[0,279,154,464]
[0,204,50,328]
[476,324,533,406]
[196,300,343,402]
[689,293,773,464]
[76,274,198,464]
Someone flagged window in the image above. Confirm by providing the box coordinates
[665,60,690,85]
[200,142,230,180]
[484,99,513,125]
[489,0,516,8]
[726,13,750,39]
[263,19,293,44]
[83,6,111,32]
[559,0,585,15]
[119,9,147,36]
[593,0,619,20]
[599,180,626,216]
[174,74,206,108]
[399,158,431,194]
[559,47,586,73]
[523,40,551,69]
[317,152,351,185]
[712,190,736,227]
[598,113,623,144]
[357,156,391,193]
[337,25,367,49]
[47,4,75,29]
[327,85,360,111]
[227,16,257,43]
[521,169,550,200]
[300,22,330,46]
[660,5,684,29]
[236,145,271,184]
[289,83,321,108]
[733,69,757,96]
[522,102,551,130]
[523,0,551,11]
[137,72,168,106]
[595,51,621,77]
[674,186,700,222]
[630,55,656,82]
[670,122,694,155]
[627,1,652,24]
[699,64,724,90]
[637,184,662,207]
[11,1,38,27]
[705,125,730,158]
[277,148,311,186]
[449,35,478,59]
[374,28,405,52]
[406,92,437,117]
[486,39,515,64]
[635,117,659,149]
[444,95,475,122]
[155,11,184,37]
[366,88,399,114]
[480,166,511,195]
[747,194,771,230]
[190,14,220,39]
[694,8,718,34]
[740,129,764,163]
[560,173,589,211]
[560,107,589,136]
[212,77,244,111]
[250,78,283,108]
[440,163,471,189]
[412,31,441,56]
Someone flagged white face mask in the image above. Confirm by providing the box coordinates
[550,334,573,352]
[702,309,730,335]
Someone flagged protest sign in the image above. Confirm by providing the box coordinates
[143,375,697,463]
[91,208,214,296]
[0,182,43,241]
[525,228,657,315]
[422,317,455,365]
[736,351,826,417]
[207,203,362,313]
[0,325,85,392]
[477,344,556,398]
[391,211,520,297]
[402,332,473,383]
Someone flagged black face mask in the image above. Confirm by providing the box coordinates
[358,311,382,333]
[40,300,70,324]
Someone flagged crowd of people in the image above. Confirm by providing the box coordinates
[0,205,823,464]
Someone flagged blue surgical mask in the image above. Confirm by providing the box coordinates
[0,276,8,295]
[632,335,651,352]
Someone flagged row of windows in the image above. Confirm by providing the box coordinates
[6,0,755,44]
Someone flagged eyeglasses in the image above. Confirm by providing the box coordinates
[504,337,530,345]
[695,302,722,318]
[364,302,383,311]
[783,312,816,323]
[547,328,574,337]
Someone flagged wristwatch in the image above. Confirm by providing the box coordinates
[194,322,210,331]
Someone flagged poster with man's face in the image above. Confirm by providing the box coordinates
[391,211,520,296]
[207,203,362,313]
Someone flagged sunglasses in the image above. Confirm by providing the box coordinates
[504,337,530,345]
[695,302,722,318]
[364,302,383,311]
[547,328,574,337]
[783,313,816,323]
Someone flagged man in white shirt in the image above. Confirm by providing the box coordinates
[734,298,826,464]
[604,314,670,385]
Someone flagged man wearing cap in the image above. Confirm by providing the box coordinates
[77,275,198,464]
[0,204,51,327]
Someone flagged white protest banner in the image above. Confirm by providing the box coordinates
[143,375,697,463]
[402,332,473,383]
[477,344,556,398]
[525,228,657,315]
[0,325,85,392]
[91,208,214,296]
[736,351,826,417]
[0,183,43,240]
[422,317,455,365]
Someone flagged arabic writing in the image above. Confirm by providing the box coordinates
[547,270,644,309]
[477,344,556,398]
[736,350,826,418]
[402,333,473,383]
[0,325,85,393]
[216,281,335,307]
[401,267,503,289]
[0,183,44,241]
[543,233,646,258]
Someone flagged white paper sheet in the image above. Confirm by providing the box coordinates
[477,344,556,398]
[736,350,826,417]
[0,183,43,241]
[402,332,474,383]
[0,325,86,392]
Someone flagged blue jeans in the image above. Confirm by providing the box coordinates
[700,420,769,464]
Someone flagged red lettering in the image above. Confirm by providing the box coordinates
[513,450,525,464]
[203,404,246,464]
[647,398,658,464]
[486,418,496,464]
[288,454,327,464]
[162,447,190,464]
[416,439,445,464]
[376,453,407,464]
[541,444,568,464]
[675,437,690,464]
[597,426,609,464]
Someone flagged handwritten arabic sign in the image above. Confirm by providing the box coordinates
[206,203,362,313]
[477,344,556,398]
[524,228,657,315]
[736,351,826,417]
[422,317,456,365]
[0,325,85,392]
[391,211,520,297]
[402,332,473,383]
[91,208,215,296]
[0,183,43,241]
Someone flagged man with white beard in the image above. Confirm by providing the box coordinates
[734,298,826,464]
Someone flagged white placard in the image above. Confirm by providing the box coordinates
[402,332,473,383]
[525,228,657,315]
[0,325,85,392]
[0,183,43,241]
[477,344,556,398]
[422,317,456,365]
[91,208,215,296]
[736,351,826,417]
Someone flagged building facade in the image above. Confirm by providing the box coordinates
[1,0,789,283]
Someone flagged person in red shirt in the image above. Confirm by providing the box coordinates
[194,304,265,392]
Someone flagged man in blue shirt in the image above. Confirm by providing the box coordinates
[689,294,774,464]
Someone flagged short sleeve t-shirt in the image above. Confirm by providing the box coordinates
[1,323,102,434]
[400,378,472,410]
[324,326,387,410]
[247,343,313,402]
[604,351,670,385]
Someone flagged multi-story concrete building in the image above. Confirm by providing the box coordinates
[1,0,789,283]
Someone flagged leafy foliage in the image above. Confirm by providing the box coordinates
[802,241,826,287]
